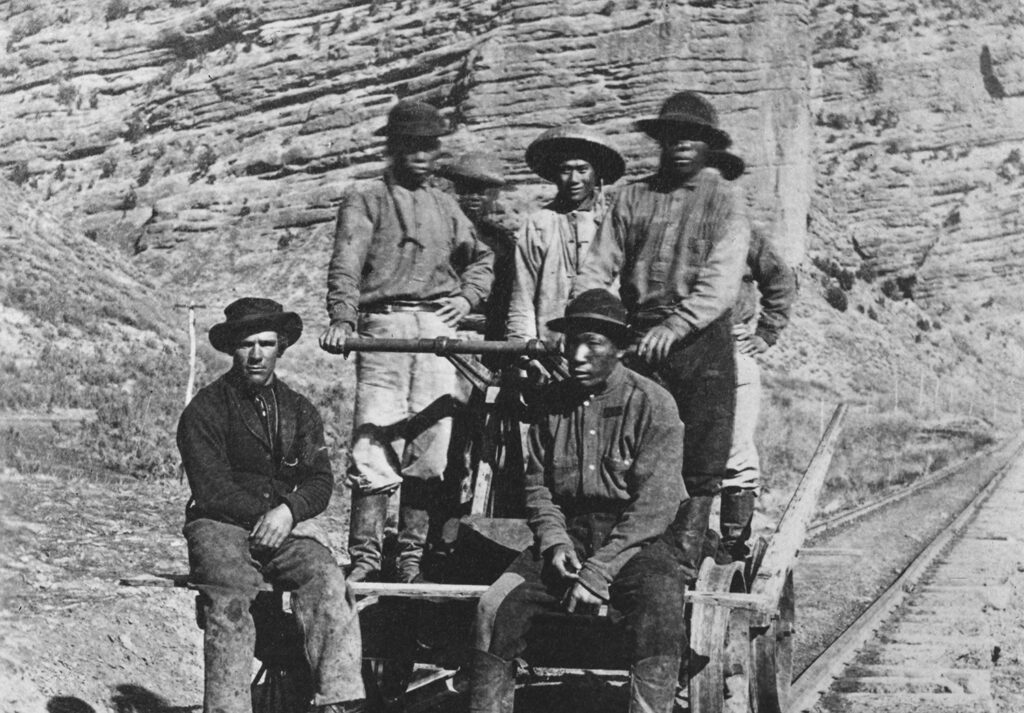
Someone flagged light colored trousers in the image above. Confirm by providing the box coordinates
[722,345,761,493]
[348,311,458,493]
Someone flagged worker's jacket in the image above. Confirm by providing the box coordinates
[574,167,749,338]
[507,196,606,343]
[177,370,333,530]
[733,227,797,346]
[523,363,685,599]
[326,171,494,330]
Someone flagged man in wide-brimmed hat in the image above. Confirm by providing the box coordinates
[506,124,625,343]
[178,297,365,713]
[321,99,493,584]
[436,152,515,341]
[574,90,750,583]
[468,289,688,713]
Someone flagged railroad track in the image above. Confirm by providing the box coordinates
[789,435,1024,712]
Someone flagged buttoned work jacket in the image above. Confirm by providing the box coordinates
[177,370,334,530]
[523,364,685,599]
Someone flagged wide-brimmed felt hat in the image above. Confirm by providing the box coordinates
[547,289,634,343]
[374,99,450,138]
[637,91,733,150]
[525,125,626,185]
[436,152,507,188]
[209,297,303,354]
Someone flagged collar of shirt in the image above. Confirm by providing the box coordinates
[384,168,435,248]
[649,169,702,194]
[580,361,628,402]
[547,192,599,215]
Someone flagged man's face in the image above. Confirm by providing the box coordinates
[233,330,280,388]
[564,329,621,391]
[659,133,709,181]
[390,136,441,187]
[555,159,597,204]
[454,182,495,222]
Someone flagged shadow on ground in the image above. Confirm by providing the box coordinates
[47,685,200,713]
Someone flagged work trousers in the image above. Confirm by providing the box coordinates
[348,311,459,493]
[722,344,761,493]
[474,539,687,664]
[184,518,365,713]
[632,312,736,498]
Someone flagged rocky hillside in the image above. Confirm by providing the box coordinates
[0,177,194,477]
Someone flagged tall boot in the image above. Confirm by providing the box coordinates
[719,488,756,563]
[468,650,516,713]
[628,655,682,713]
[395,504,430,583]
[347,491,389,582]
[663,495,714,585]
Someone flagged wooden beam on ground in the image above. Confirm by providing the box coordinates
[750,403,848,626]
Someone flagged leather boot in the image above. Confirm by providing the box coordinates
[468,650,517,713]
[719,488,756,563]
[395,504,430,583]
[347,491,389,582]
[664,495,714,585]
[628,655,682,713]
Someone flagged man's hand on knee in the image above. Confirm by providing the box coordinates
[563,582,604,614]
[548,544,581,581]
[250,504,295,550]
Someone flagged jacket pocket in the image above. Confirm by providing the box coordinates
[601,456,632,494]
[548,455,579,495]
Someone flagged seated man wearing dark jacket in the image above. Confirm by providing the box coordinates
[177,298,364,713]
[469,290,689,713]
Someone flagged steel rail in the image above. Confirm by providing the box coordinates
[788,438,1024,712]
[805,433,1023,540]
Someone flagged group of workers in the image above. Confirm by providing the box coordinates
[176,89,796,713]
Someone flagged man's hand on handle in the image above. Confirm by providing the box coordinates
[250,504,294,550]
[319,322,352,355]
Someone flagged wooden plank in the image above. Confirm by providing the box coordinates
[750,403,848,625]
[119,573,191,588]
[350,582,490,599]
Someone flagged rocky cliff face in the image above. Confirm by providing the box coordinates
[808,0,1024,316]
[1,0,812,329]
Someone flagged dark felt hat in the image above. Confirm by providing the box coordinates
[525,125,626,184]
[375,99,450,138]
[436,152,507,187]
[209,297,303,354]
[547,289,634,343]
[636,91,733,150]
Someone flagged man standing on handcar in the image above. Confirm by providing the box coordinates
[573,90,750,581]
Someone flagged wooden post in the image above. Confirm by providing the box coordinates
[174,302,206,483]
[185,304,198,406]
[750,403,848,626]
